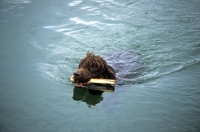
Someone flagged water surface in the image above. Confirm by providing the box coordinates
[0,0,200,132]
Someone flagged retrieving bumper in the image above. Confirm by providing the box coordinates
[70,76,116,85]
[70,76,116,92]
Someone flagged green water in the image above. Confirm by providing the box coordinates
[0,0,200,132]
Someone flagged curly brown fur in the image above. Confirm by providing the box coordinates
[73,52,116,84]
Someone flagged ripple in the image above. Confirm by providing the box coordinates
[29,38,43,49]
[68,0,82,7]
[37,62,74,85]
[43,24,69,29]
[3,0,31,4]
[70,17,98,25]
[134,58,200,84]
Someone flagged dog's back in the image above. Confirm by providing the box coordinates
[103,51,144,85]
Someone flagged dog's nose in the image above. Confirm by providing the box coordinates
[73,71,81,76]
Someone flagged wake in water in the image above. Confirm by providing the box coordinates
[134,57,200,84]
[37,47,200,88]
[103,50,144,85]
[37,50,145,86]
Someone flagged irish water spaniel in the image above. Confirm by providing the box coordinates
[73,52,116,86]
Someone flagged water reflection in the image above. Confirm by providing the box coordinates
[72,87,104,107]
[72,84,115,107]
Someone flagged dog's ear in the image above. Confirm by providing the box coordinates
[107,66,116,79]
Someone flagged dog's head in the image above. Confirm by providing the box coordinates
[73,52,116,86]
[73,68,93,85]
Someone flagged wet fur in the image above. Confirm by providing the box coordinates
[73,52,116,83]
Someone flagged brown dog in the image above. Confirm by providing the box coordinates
[73,52,116,86]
